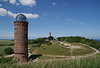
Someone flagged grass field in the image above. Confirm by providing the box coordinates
[0,40,14,56]
[0,40,99,68]
[70,43,96,56]
[0,46,14,56]
[0,40,14,45]
[30,42,95,57]
[0,55,100,68]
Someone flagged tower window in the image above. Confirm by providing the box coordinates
[14,30,17,33]
[18,58,20,62]
[25,30,27,34]
[15,47,17,52]
[22,24,24,26]
[15,28,18,30]
[25,39,27,42]
[15,39,17,42]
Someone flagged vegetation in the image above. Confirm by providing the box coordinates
[57,36,100,49]
[47,42,52,45]
[0,55,100,68]
[0,57,14,64]
[48,36,54,41]
[4,47,14,54]
[28,38,47,45]
[0,46,14,56]
[28,37,52,48]
[0,40,14,46]
[0,38,99,68]
[32,44,41,47]
[30,42,95,56]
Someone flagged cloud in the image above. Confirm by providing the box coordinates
[10,0,16,4]
[16,3,20,5]
[0,0,36,7]
[0,8,7,16]
[19,0,36,7]
[8,11,39,18]
[0,4,2,6]
[0,8,39,19]
[23,13,39,18]
[8,11,17,18]
[9,0,20,5]
[52,2,56,5]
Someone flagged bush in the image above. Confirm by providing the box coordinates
[57,36,100,49]
[29,38,47,45]
[48,36,54,41]
[4,47,14,54]
[47,42,52,45]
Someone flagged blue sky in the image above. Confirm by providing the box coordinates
[0,0,100,39]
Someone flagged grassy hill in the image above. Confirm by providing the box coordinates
[29,41,95,59]
[0,39,100,68]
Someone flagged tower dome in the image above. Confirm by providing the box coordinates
[16,14,27,22]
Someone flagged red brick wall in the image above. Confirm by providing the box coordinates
[14,21,28,63]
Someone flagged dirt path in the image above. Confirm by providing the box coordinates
[3,42,99,62]
[79,43,99,56]
[32,42,99,62]
[28,48,40,57]
[32,48,40,54]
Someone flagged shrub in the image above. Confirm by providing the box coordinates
[47,42,52,45]
[4,47,14,54]
[57,36,100,50]
[48,36,54,41]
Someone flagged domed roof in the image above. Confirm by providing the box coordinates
[16,14,27,22]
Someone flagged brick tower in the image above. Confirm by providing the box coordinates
[49,32,51,37]
[14,14,28,62]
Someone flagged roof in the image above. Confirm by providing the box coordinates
[16,14,27,22]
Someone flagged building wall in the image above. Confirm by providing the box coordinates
[14,21,28,63]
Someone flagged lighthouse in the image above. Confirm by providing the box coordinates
[14,14,28,62]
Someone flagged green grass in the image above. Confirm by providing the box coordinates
[38,56,68,59]
[38,56,56,59]
[0,46,14,56]
[0,55,100,68]
[29,47,38,51]
[35,43,70,56]
[70,43,95,56]
[30,42,95,56]
[0,40,14,45]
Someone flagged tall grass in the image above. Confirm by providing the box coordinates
[0,55,100,68]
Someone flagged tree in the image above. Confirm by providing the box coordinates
[4,47,14,54]
[48,36,54,41]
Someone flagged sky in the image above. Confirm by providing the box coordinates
[0,0,100,39]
